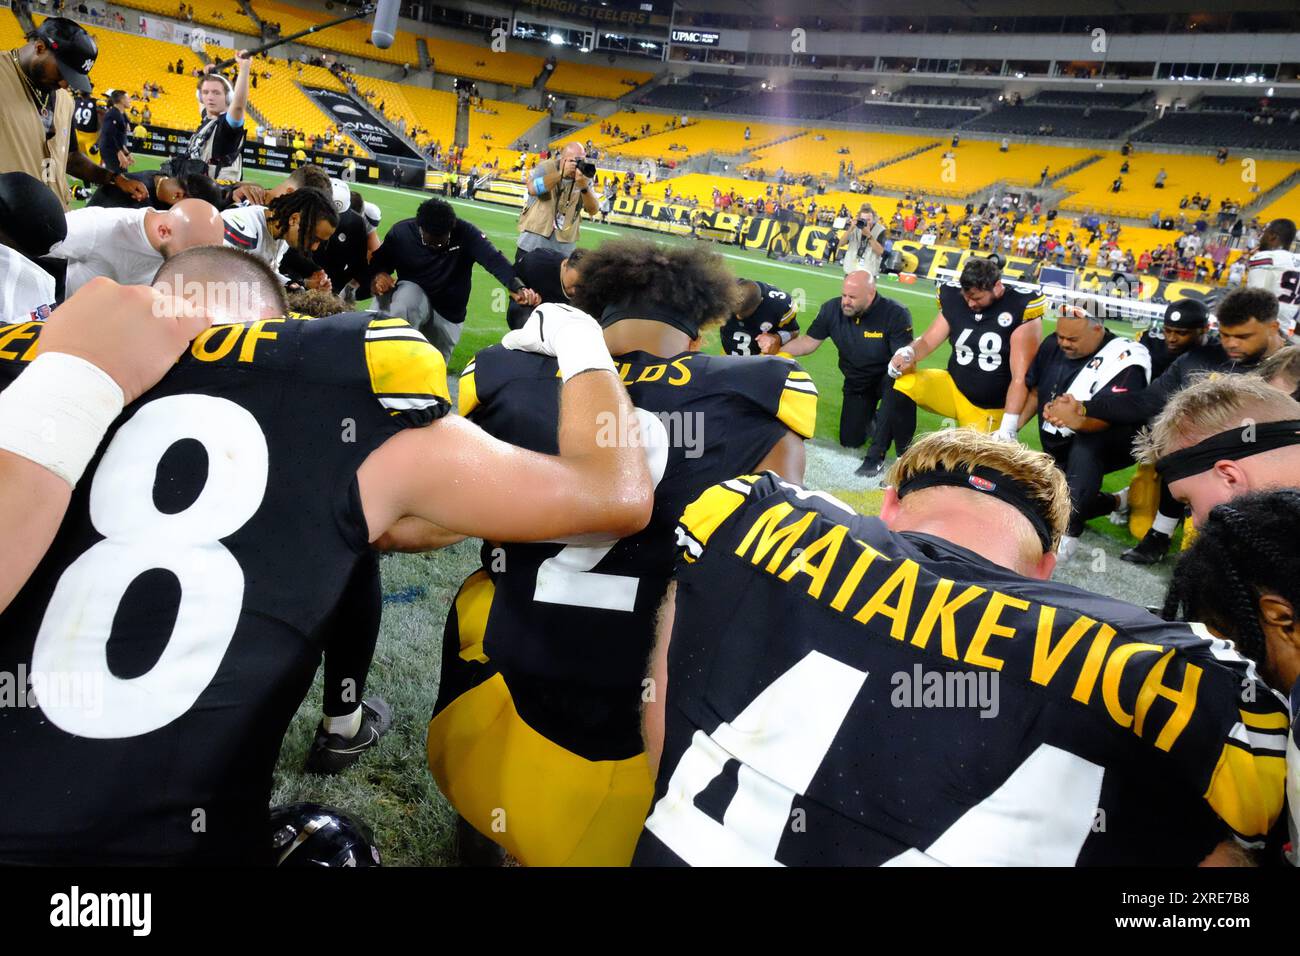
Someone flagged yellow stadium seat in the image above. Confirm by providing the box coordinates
[869,140,1099,196]
[1056,150,1298,219]
[1255,183,1300,226]
[351,75,456,151]
[252,1,420,67]
[111,0,254,33]
[742,130,938,179]
[546,61,654,100]
[464,99,545,169]
[39,16,235,133]
[424,35,542,87]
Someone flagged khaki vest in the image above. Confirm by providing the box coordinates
[0,54,74,211]
[518,158,584,243]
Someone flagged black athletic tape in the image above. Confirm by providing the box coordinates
[897,466,1055,552]
[1155,419,1300,483]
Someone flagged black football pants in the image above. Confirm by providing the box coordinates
[1048,428,1137,537]
[320,551,383,717]
[840,373,916,459]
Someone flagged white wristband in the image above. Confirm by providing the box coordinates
[999,412,1020,433]
[553,326,616,383]
[0,352,124,488]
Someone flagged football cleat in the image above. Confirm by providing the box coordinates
[304,697,393,775]
[855,456,886,480]
[1121,529,1172,565]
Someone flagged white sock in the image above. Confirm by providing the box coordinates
[1114,486,1129,511]
[323,707,363,738]
[1152,512,1180,536]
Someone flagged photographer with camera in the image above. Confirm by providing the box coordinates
[840,203,886,276]
[517,142,599,260]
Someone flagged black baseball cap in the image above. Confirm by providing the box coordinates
[33,18,97,94]
[0,172,67,257]
[1163,298,1209,330]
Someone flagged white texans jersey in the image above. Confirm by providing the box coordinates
[1246,247,1300,336]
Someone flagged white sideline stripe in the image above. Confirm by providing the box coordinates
[346,184,940,302]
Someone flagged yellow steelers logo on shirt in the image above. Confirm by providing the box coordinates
[998,312,1014,327]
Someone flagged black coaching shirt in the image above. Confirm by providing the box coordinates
[0,313,450,864]
[806,293,913,387]
[436,346,817,761]
[937,281,1046,410]
[634,474,1288,866]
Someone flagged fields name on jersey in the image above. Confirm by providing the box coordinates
[50,886,151,936]
[0,319,287,367]
[733,501,1200,751]
[0,664,103,719]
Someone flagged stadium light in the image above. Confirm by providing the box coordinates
[1267,86,1275,96]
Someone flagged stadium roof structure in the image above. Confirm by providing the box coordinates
[673,0,1300,16]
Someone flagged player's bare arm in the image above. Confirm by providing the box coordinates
[780,334,823,358]
[359,305,653,543]
[642,581,677,776]
[372,517,467,552]
[999,317,1042,431]
[227,51,252,124]
[0,280,209,611]
[893,311,949,374]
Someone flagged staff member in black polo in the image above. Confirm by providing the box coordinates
[96,89,131,176]
[782,269,915,478]
[368,198,539,361]
[505,246,586,330]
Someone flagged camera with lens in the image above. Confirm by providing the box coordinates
[576,160,597,179]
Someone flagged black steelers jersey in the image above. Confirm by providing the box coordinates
[443,347,817,760]
[72,95,102,156]
[634,473,1288,866]
[937,281,1045,410]
[72,95,101,135]
[0,314,449,864]
[720,281,800,356]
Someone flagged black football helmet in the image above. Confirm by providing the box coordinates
[269,803,382,867]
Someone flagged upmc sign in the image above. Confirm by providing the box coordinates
[670,28,720,45]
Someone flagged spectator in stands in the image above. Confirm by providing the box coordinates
[369,198,538,362]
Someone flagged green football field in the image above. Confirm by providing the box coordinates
[116,160,1171,865]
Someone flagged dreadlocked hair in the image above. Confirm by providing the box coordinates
[267,188,339,253]
[1162,489,1300,667]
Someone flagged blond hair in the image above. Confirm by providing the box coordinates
[886,428,1071,549]
[1136,373,1300,463]
[1257,345,1300,392]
